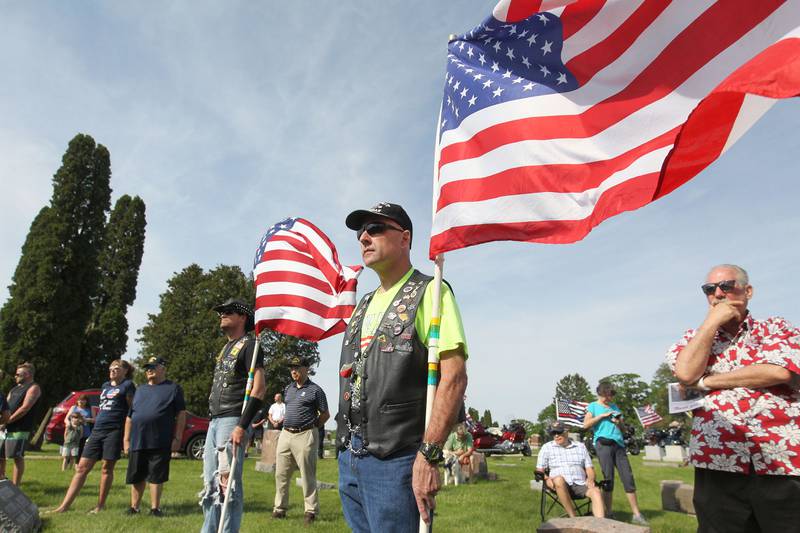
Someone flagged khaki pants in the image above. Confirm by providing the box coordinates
[274,428,319,515]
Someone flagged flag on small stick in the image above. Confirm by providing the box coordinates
[634,404,663,428]
[555,398,588,427]
[430,0,800,258]
[253,217,362,341]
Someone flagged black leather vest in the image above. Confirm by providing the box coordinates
[208,334,255,418]
[336,270,432,458]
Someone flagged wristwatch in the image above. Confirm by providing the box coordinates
[419,441,444,464]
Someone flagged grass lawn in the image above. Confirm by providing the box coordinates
[21,444,697,532]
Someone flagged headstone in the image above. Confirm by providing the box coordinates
[643,445,664,462]
[662,445,687,462]
[0,479,41,533]
[255,429,281,473]
[474,452,489,479]
[661,480,695,515]
[537,517,650,532]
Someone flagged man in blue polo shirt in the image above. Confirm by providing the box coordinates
[272,356,329,525]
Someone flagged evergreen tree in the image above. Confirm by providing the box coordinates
[480,409,495,427]
[138,264,320,415]
[78,195,147,387]
[553,373,594,403]
[0,134,111,405]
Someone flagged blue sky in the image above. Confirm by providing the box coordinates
[2,2,799,425]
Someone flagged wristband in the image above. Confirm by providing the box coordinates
[697,375,711,391]
[237,397,265,429]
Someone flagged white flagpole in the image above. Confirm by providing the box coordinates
[217,337,261,533]
[419,75,448,533]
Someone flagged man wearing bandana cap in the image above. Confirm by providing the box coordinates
[200,298,266,533]
[336,202,469,531]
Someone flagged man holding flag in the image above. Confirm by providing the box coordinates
[199,298,265,533]
[336,202,468,531]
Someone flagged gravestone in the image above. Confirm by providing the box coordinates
[537,517,650,532]
[662,445,687,462]
[661,480,695,515]
[643,445,664,462]
[0,479,40,533]
[255,429,281,473]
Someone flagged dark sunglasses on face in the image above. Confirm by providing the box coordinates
[701,279,738,296]
[357,221,403,240]
[549,430,565,436]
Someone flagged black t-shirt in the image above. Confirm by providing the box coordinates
[94,379,136,431]
[128,380,186,451]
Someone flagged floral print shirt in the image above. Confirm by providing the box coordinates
[666,314,800,475]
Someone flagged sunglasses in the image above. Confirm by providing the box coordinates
[357,221,404,240]
[549,430,565,436]
[701,279,738,296]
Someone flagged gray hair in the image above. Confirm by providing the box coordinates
[708,264,749,285]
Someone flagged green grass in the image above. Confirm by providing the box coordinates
[21,444,697,532]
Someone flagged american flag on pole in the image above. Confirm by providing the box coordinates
[555,398,588,427]
[634,404,663,427]
[430,0,800,258]
[252,217,362,341]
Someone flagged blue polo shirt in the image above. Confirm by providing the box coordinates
[283,379,327,429]
[128,380,186,451]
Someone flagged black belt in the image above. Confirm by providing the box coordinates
[283,423,317,433]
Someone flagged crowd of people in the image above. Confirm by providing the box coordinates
[0,203,798,533]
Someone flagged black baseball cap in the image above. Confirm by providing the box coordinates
[345,202,413,239]
[547,421,567,435]
[143,356,167,369]
[287,356,309,368]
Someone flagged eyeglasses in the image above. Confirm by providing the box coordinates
[701,279,738,296]
[218,310,238,317]
[357,221,404,240]
[549,430,565,436]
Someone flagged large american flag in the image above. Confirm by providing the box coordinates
[252,218,362,341]
[555,397,588,427]
[430,0,800,257]
[634,404,663,427]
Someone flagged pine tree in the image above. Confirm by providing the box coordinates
[0,134,111,405]
[553,373,594,403]
[78,195,146,387]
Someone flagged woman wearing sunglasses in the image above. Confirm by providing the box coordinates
[584,382,646,525]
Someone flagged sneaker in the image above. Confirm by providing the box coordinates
[272,509,286,519]
[304,512,316,525]
[125,507,140,515]
[149,508,164,517]
[632,514,648,525]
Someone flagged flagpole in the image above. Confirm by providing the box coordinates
[217,336,261,533]
[418,64,449,533]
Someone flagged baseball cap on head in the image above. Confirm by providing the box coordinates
[547,421,567,435]
[345,202,413,239]
[287,356,309,368]
[144,356,167,369]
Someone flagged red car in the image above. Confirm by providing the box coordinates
[46,389,209,459]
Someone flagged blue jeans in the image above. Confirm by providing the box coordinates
[200,417,250,533]
[338,434,420,533]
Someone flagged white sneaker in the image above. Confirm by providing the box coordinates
[632,514,648,525]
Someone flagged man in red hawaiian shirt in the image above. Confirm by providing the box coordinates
[667,264,800,533]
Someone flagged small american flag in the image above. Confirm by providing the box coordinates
[252,217,362,341]
[555,398,588,427]
[430,0,800,258]
[634,404,663,427]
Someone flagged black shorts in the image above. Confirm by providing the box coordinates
[82,428,123,461]
[126,448,171,485]
[568,483,589,498]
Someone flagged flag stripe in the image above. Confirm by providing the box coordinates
[560,0,606,41]
[431,172,659,248]
[255,270,335,296]
[255,294,357,319]
[437,127,677,205]
[561,0,644,63]
[566,0,671,84]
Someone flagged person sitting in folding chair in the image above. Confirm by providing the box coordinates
[536,421,605,519]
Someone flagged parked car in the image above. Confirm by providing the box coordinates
[46,389,209,459]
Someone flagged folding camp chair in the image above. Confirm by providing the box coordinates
[535,469,611,522]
